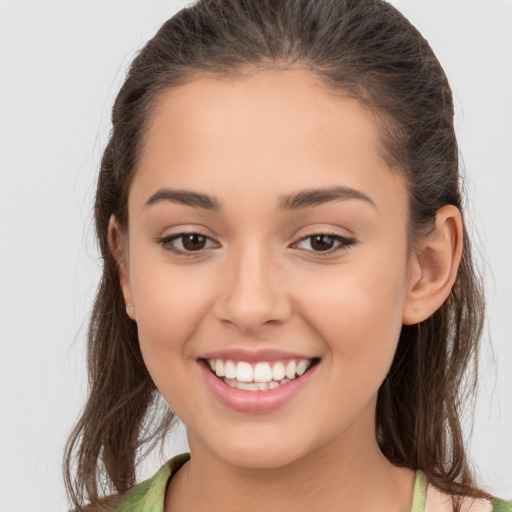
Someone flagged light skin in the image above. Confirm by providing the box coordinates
[109,68,463,512]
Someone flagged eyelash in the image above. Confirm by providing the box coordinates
[293,233,357,254]
[156,232,357,257]
[156,232,218,255]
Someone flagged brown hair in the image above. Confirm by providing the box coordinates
[64,0,486,509]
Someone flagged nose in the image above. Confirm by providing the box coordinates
[213,241,292,334]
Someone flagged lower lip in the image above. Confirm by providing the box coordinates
[199,361,317,413]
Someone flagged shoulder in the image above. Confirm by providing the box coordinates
[490,497,512,512]
[110,452,190,512]
[425,480,512,512]
[413,472,511,512]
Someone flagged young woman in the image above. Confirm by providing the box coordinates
[63,1,512,511]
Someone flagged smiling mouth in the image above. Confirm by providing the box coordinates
[201,357,320,391]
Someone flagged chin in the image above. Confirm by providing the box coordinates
[198,425,317,470]
[219,445,306,470]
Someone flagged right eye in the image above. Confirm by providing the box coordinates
[292,233,357,255]
[157,232,219,255]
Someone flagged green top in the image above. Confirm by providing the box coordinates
[113,452,511,512]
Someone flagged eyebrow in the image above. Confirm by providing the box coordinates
[145,185,376,211]
[145,188,220,211]
[279,186,376,210]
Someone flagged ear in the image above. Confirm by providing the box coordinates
[108,215,136,320]
[402,205,463,325]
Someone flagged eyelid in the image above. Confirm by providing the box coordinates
[291,232,357,255]
[156,231,220,256]
[155,228,357,257]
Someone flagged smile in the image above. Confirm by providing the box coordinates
[206,358,315,390]
[199,354,319,413]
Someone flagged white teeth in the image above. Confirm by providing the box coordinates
[224,360,237,379]
[208,357,315,387]
[285,360,296,379]
[224,378,271,391]
[253,362,272,382]
[238,382,260,391]
[296,359,310,376]
[224,378,238,388]
[236,361,253,382]
[272,361,286,381]
[215,360,225,377]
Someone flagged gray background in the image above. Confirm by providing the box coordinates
[0,1,510,510]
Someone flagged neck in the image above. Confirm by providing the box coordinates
[166,418,415,512]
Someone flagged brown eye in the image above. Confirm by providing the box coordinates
[181,233,207,251]
[310,235,336,251]
[294,233,357,254]
[157,232,218,255]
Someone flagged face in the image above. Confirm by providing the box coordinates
[118,68,416,469]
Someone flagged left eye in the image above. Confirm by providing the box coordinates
[294,234,355,253]
[158,233,218,253]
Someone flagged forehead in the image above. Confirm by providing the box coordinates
[142,68,382,165]
[132,68,407,217]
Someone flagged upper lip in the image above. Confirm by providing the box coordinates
[199,348,317,363]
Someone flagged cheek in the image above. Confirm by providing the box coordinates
[128,262,218,413]
[128,256,216,364]
[296,252,408,377]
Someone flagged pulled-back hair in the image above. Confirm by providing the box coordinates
[64,0,486,509]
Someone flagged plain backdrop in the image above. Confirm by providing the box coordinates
[0,1,511,510]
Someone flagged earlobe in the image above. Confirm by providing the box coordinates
[402,205,463,325]
[108,215,136,320]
